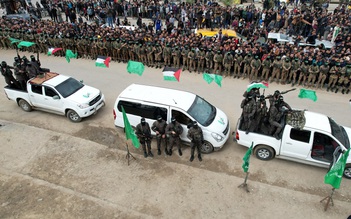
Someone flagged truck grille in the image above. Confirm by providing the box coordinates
[223,122,229,135]
[89,94,101,106]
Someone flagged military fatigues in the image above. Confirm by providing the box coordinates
[242,97,256,134]
[242,55,252,79]
[316,64,329,89]
[271,58,282,83]
[268,103,284,140]
[205,49,214,73]
[307,64,319,87]
[136,122,153,158]
[172,47,181,69]
[255,97,268,134]
[151,119,168,155]
[197,48,206,73]
[213,51,223,75]
[327,65,340,92]
[181,47,189,70]
[289,59,300,86]
[14,63,27,91]
[297,62,309,86]
[163,45,172,66]
[187,125,204,162]
[250,57,261,81]
[166,121,183,156]
[188,49,196,73]
[154,45,163,68]
[223,52,234,77]
[233,54,243,78]
[281,59,291,84]
[147,44,155,67]
[139,45,147,65]
[1,65,19,88]
[261,58,272,81]
[336,66,350,93]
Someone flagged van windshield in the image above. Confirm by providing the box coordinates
[187,96,216,127]
[55,77,84,98]
[329,117,350,149]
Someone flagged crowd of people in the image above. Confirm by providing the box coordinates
[1,0,351,94]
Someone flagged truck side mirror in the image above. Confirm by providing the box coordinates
[52,95,60,100]
[80,80,84,84]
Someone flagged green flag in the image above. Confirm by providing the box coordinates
[9,37,21,44]
[203,73,222,87]
[127,61,144,76]
[298,88,317,102]
[242,142,253,173]
[17,41,35,48]
[65,50,77,63]
[121,106,140,149]
[324,149,350,189]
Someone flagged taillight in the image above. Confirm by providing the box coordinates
[113,109,116,120]
[235,131,239,140]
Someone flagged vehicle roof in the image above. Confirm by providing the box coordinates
[303,111,331,133]
[119,84,196,110]
[3,13,39,21]
[30,73,69,87]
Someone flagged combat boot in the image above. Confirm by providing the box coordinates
[327,87,330,92]
[335,88,339,93]
[347,89,350,94]
[144,151,148,158]
[178,149,182,156]
[342,89,345,94]
[169,150,172,156]
[198,154,202,162]
[158,149,161,155]
[148,151,154,158]
[190,155,194,162]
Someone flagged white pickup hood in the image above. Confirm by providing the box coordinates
[66,85,100,104]
[205,108,228,135]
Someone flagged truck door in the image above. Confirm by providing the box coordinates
[29,84,46,108]
[171,109,193,142]
[280,126,312,160]
[43,86,64,113]
[310,132,341,165]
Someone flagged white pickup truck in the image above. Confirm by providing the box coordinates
[235,110,351,178]
[4,72,105,122]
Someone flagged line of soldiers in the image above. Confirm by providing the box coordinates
[1,55,48,91]
[135,116,203,162]
[241,88,293,140]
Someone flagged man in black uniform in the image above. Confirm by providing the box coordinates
[135,117,154,158]
[166,117,183,156]
[151,115,168,155]
[1,61,19,88]
[187,121,204,162]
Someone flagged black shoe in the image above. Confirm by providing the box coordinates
[148,151,154,157]
[335,88,338,93]
[342,89,345,94]
[327,87,330,92]
[190,155,194,162]
[169,150,172,156]
[165,149,169,155]
[144,151,148,158]
[347,89,350,94]
[198,155,202,162]
[178,149,182,156]
[158,149,161,155]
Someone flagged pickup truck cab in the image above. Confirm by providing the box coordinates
[4,72,105,122]
[235,110,351,178]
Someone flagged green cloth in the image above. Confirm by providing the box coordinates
[9,38,21,44]
[127,61,144,76]
[298,89,317,102]
[121,106,140,149]
[324,149,350,189]
[17,41,35,48]
[65,50,77,63]
[242,143,253,173]
[203,73,222,87]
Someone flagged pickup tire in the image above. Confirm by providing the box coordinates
[344,164,351,179]
[254,145,274,161]
[66,110,82,123]
[18,99,32,112]
[200,141,214,154]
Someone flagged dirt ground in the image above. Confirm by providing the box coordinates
[1,49,351,218]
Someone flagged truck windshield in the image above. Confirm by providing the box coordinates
[329,117,350,149]
[187,96,216,127]
[55,78,84,98]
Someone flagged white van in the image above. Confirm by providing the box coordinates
[113,84,230,153]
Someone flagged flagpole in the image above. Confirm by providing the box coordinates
[238,172,250,193]
[320,188,335,211]
[125,143,136,166]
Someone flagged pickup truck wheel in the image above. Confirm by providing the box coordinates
[344,164,351,179]
[67,110,82,123]
[255,145,274,161]
[18,99,32,112]
[200,141,214,154]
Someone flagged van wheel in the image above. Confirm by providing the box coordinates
[344,164,351,179]
[200,141,214,154]
[67,110,82,122]
[18,99,32,112]
[255,145,274,161]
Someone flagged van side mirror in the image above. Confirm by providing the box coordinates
[53,95,60,100]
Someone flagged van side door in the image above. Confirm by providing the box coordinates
[280,126,312,160]
[171,108,193,143]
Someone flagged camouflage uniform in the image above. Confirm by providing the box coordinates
[242,96,256,134]
[188,49,196,73]
[289,58,300,86]
[147,43,155,67]
[223,52,234,77]
[327,63,340,92]
[163,44,172,66]
[128,41,135,62]
[233,53,243,78]
[213,51,223,75]
[336,65,350,93]
[281,58,292,85]
[181,46,189,71]
[139,44,147,65]
[242,54,252,79]
[154,44,163,68]
[172,47,181,69]
[297,61,309,86]
[261,57,272,81]
[197,48,206,73]
[271,57,282,83]
[307,63,319,87]
[205,49,214,73]
[316,63,329,89]
[121,40,129,63]
[250,56,261,81]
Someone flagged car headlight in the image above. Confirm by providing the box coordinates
[211,132,223,142]
[78,103,90,109]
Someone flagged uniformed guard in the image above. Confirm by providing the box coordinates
[151,115,168,155]
[172,47,181,69]
[289,57,300,86]
[297,60,309,86]
[233,52,243,78]
[255,95,268,134]
[197,47,206,74]
[181,45,189,71]
[147,43,156,67]
[316,62,329,89]
[14,62,27,91]
[205,48,214,73]
[187,121,204,162]
[336,64,350,94]
[163,44,172,66]
[136,117,153,158]
[271,56,282,83]
[1,61,20,88]
[307,62,319,87]
[281,57,291,85]
[327,62,340,92]
[223,51,234,77]
[268,98,284,140]
[242,53,252,79]
[154,43,163,69]
[166,117,183,156]
[213,50,223,75]
[250,55,261,81]
[188,48,196,73]
[261,56,272,81]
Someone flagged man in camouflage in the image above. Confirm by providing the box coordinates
[316,62,329,89]
[187,121,203,162]
[172,47,181,69]
[181,45,189,71]
[213,50,223,75]
[335,64,350,94]
[163,44,172,66]
[289,58,300,86]
[250,55,261,81]
[205,48,214,73]
[233,52,243,79]
[223,51,234,77]
[297,60,309,86]
[271,56,282,83]
[261,56,272,81]
[327,62,340,92]
[242,54,252,79]
[154,44,163,69]
[281,57,291,85]
[307,62,319,88]
[188,48,196,73]
[197,47,206,74]
[242,94,256,134]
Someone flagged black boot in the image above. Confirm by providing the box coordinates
[327,87,330,92]
[178,149,182,156]
[342,89,345,94]
[335,88,338,93]
[165,149,169,155]
[347,89,350,94]
[144,151,148,158]
[198,154,202,162]
[169,150,172,156]
[148,151,154,157]
[190,155,194,162]
[158,149,161,155]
